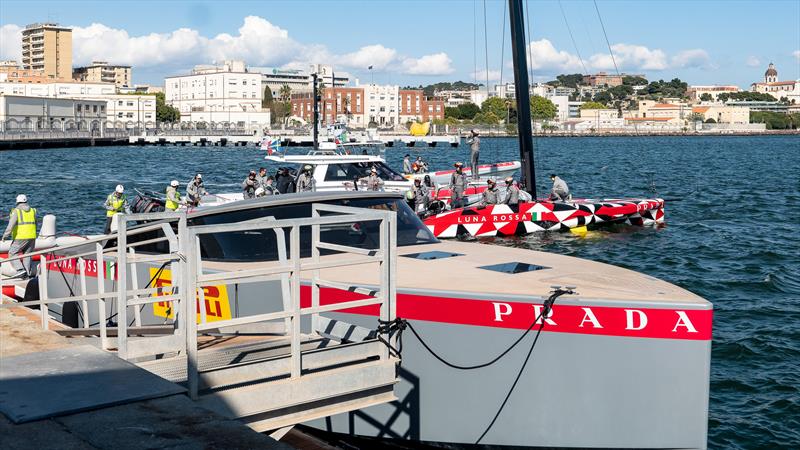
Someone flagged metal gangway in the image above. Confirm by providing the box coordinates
[0,204,400,434]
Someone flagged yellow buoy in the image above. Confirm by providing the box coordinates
[570,225,588,237]
[409,121,431,137]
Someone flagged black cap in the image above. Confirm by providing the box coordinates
[549,173,556,178]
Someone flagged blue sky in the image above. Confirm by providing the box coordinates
[1,0,799,88]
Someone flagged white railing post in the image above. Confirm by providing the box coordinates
[311,206,321,334]
[174,213,187,352]
[196,235,207,326]
[388,213,398,352]
[39,254,49,329]
[116,218,128,360]
[290,225,301,379]
[185,230,199,400]
[78,257,89,328]
[96,242,108,350]
[129,247,142,326]
[379,217,390,360]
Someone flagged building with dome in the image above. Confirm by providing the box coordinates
[750,63,799,104]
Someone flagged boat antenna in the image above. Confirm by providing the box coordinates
[312,72,319,150]
[509,0,536,197]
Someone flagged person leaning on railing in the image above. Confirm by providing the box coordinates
[1,194,37,280]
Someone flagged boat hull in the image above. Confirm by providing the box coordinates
[423,198,665,238]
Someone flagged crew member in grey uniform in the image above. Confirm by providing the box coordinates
[242,170,258,199]
[549,173,570,201]
[296,165,315,192]
[449,162,468,208]
[186,174,207,206]
[412,178,429,211]
[255,167,268,190]
[467,129,480,179]
[403,154,412,174]
[503,177,520,207]
[362,167,384,191]
[480,178,499,207]
[2,194,37,279]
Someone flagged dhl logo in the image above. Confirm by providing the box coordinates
[149,268,232,322]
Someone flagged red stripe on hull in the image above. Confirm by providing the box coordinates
[302,286,712,341]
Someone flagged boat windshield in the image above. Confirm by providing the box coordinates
[192,197,436,262]
[325,162,406,182]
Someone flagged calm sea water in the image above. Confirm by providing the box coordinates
[1,135,798,448]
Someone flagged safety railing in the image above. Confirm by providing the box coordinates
[0,212,187,354]
[182,203,397,399]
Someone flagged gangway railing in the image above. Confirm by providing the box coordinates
[182,203,397,399]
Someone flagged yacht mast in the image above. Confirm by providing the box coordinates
[312,72,320,149]
[509,0,536,197]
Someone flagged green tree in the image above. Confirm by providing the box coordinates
[580,101,607,110]
[457,102,481,120]
[473,111,501,125]
[687,112,704,122]
[481,97,508,121]
[530,95,557,120]
[704,118,716,124]
[279,84,292,102]
[750,111,791,129]
[262,87,274,109]
[554,73,584,88]
[622,75,648,86]
[153,92,180,123]
[445,106,460,119]
[593,91,613,104]
[608,84,634,99]
[699,93,713,102]
[719,92,777,103]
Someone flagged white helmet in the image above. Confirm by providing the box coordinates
[254,187,265,197]
[170,180,179,187]
[115,184,125,194]
[16,194,27,204]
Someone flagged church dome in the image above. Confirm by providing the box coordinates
[765,63,777,77]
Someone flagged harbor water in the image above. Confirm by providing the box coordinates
[1,135,798,448]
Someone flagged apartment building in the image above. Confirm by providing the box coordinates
[686,85,740,102]
[164,60,270,127]
[398,89,444,123]
[21,23,72,80]
[253,64,351,99]
[364,84,399,127]
[73,61,132,88]
[0,94,106,131]
[290,87,365,126]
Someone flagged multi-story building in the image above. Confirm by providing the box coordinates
[435,89,488,108]
[690,105,749,124]
[73,61,132,88]
[363,84,399,127]
[686,85,740,102]
[398,89,444,123]
[0,60,61,83]
[633,100,691,124]
[582,72,645,87]
[494,83,516,99]
[0,94,106,131]
[750,63,800,104]
[164,60,270,127]
[21,23,72,80]
[252,64,351,100]
[0,81,155,127]
[290,86,365,127]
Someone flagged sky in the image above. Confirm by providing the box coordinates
[1,0,799,89]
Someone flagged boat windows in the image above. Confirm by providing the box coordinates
[325,163,405,182]
[193,198,437,262]
[477,262,550,274]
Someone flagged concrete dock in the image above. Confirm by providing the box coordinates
[0,304,298,450]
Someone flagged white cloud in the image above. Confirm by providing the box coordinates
[589,43,668,71]
[0,17,452,78]
[671,49,712,69]
[401,52,454,75]
[340,45,397,70]
[470,68,502,82]
[746,56,761,67]
[793,50,800,60]
[0,24,23,62]
[527,39,584,71]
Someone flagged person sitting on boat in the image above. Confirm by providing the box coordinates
[296,165,316,192]
[423,174,434,189]
[275,168,295,194]
[403,154,412,174]
[255,167,268,190]
[165,180,183,211]
[449,162,468,208]
[1,194,37,280]
[186,174,207,207]
[549,173,570,202]
[479,178,499,207]
[242,170,258,199]
[103,184,130,234]
[467,130,480,179]
[261,176,278,195]
[414,156,428,173]
[361,167,384,191]
[503,177,520,207]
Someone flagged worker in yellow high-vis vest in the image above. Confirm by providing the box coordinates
[165,180,183,211]
[104,184,130,234]
[1,194,38,279]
